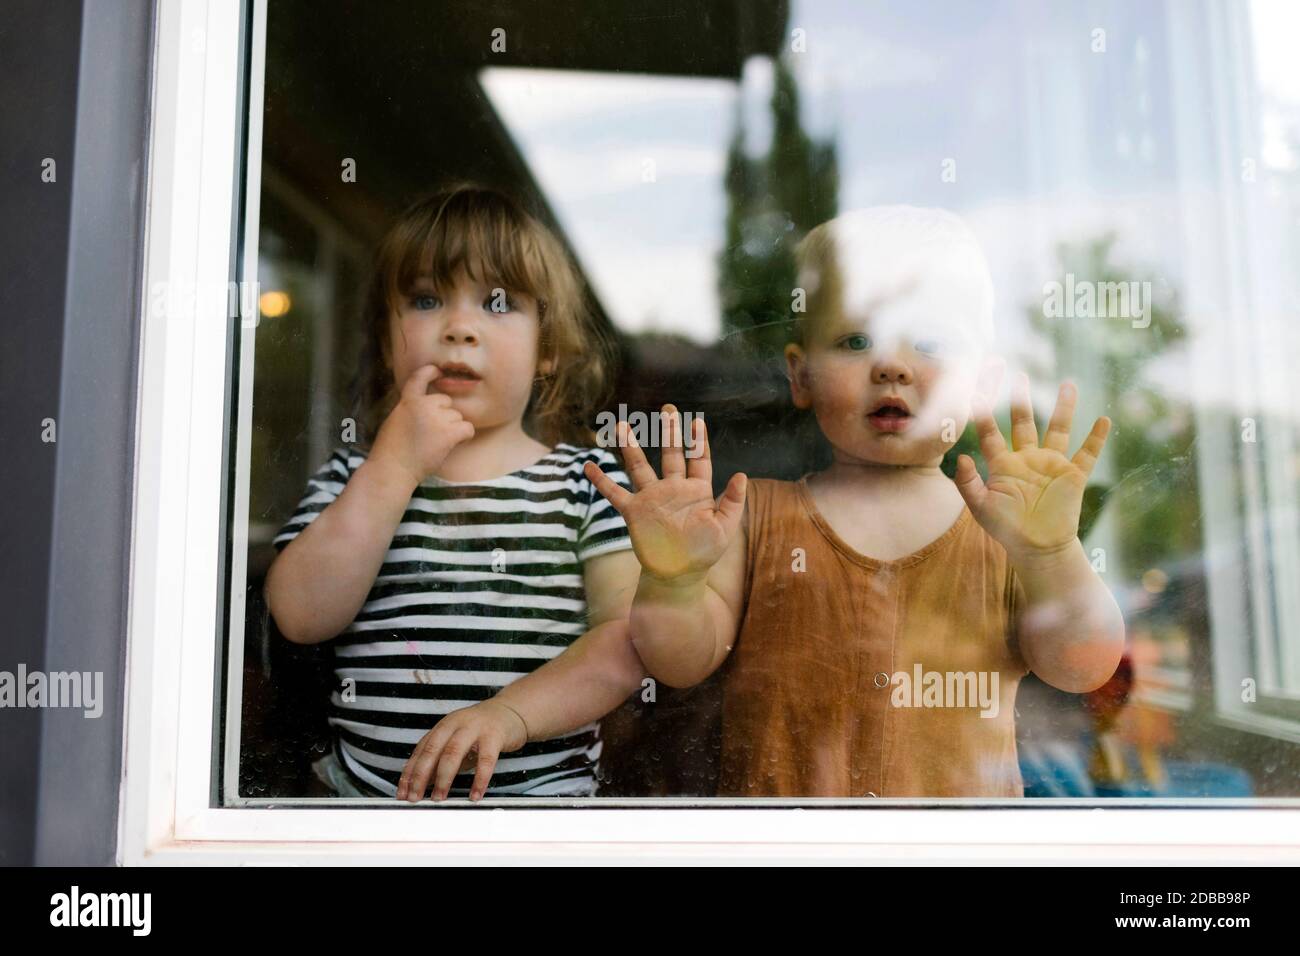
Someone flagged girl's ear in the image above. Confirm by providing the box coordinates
[784,343,812,410]
[537,356,555,376]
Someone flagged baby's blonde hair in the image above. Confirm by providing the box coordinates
[793,205,995,347]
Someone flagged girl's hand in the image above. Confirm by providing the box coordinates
[396,700,528,802]
[584,406,746,583]
[955,375,1110,564]
[369,364,476,485]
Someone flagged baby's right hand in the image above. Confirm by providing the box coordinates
[584,405,746,583]
[369,364,476,485]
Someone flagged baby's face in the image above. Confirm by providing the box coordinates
[786,285,988,468]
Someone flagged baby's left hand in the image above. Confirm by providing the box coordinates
[955,374,1110,564]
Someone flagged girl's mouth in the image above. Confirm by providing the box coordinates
[432,363,482,394]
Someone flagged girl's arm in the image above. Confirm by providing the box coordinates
[265,365,475,644]
[493,549,646,738]
[397,549,645,802]
[264,456,420,645]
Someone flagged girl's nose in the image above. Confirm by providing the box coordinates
[441,307,480,346]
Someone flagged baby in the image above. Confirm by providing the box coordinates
[584,206,1125,796]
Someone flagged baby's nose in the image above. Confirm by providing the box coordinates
[871,354,913,384]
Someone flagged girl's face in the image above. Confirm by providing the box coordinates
[785,292,987,468]
[386,267,548,433]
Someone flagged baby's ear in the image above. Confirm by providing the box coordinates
[784,343,812,409]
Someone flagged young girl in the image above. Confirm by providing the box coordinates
[265,184,646,801]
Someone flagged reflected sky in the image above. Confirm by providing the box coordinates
[482,0,1300,413]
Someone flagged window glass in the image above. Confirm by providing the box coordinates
[231,0,1300,803]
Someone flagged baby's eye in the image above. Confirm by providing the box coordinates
[914,336,945,356]
[485,289,518,314]
[410,293,440,311]
[839,333,872,352]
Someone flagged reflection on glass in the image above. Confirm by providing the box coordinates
[230,0,1300,803]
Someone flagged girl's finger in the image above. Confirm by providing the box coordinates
[469,738,503,801]
[396,734,429,800]
[1042,381,1076,454]
[432,729,476,801]
[660,405,686,480]
[1071,416,1111,477]
[1010,372,1038,450]
[971,392,1007,463]
[402,363,440,401]
[685,415,712,486]
[583,461,633,512]
[403,720,457,802]
[616,420,658,490]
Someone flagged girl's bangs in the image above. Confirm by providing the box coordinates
[385,197,549,310]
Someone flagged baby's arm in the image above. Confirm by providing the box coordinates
[955,375,1124,693]
[585,408,748,688]
[626,524,747,688]
[397,549,645,802]
[1011,541,1125,692]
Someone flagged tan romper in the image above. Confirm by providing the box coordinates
[717,477,1030,797]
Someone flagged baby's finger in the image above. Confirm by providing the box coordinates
[469,738,503,801]
[1042,381,1076,454]
[660,405,687,480]
[953,454,988,518]
[971,392,1007,463]
[685,415,712,486]
[1071,416,1111,477]
[584,461,633,512]
[432,729,475,800]
[1010,372,1038,450]
[616,420,658,489]
[715,472,747,535]
[402,364,440,401]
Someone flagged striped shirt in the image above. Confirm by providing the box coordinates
[272,443,633,797]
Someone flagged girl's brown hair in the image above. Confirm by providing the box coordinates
[347,183,614,450]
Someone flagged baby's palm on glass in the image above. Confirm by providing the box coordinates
[583,406,746,582]
[955,376,1111,561]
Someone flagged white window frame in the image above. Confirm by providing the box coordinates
[119,0,1300,864]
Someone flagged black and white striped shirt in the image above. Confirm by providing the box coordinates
[272,443,633,797]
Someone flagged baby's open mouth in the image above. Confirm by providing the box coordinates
[867,397,912,431]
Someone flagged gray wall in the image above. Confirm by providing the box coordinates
[0,0,153,866]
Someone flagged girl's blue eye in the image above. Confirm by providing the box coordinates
[411,294,440,311]
[841,333,872,351]
[914,337,944,355]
